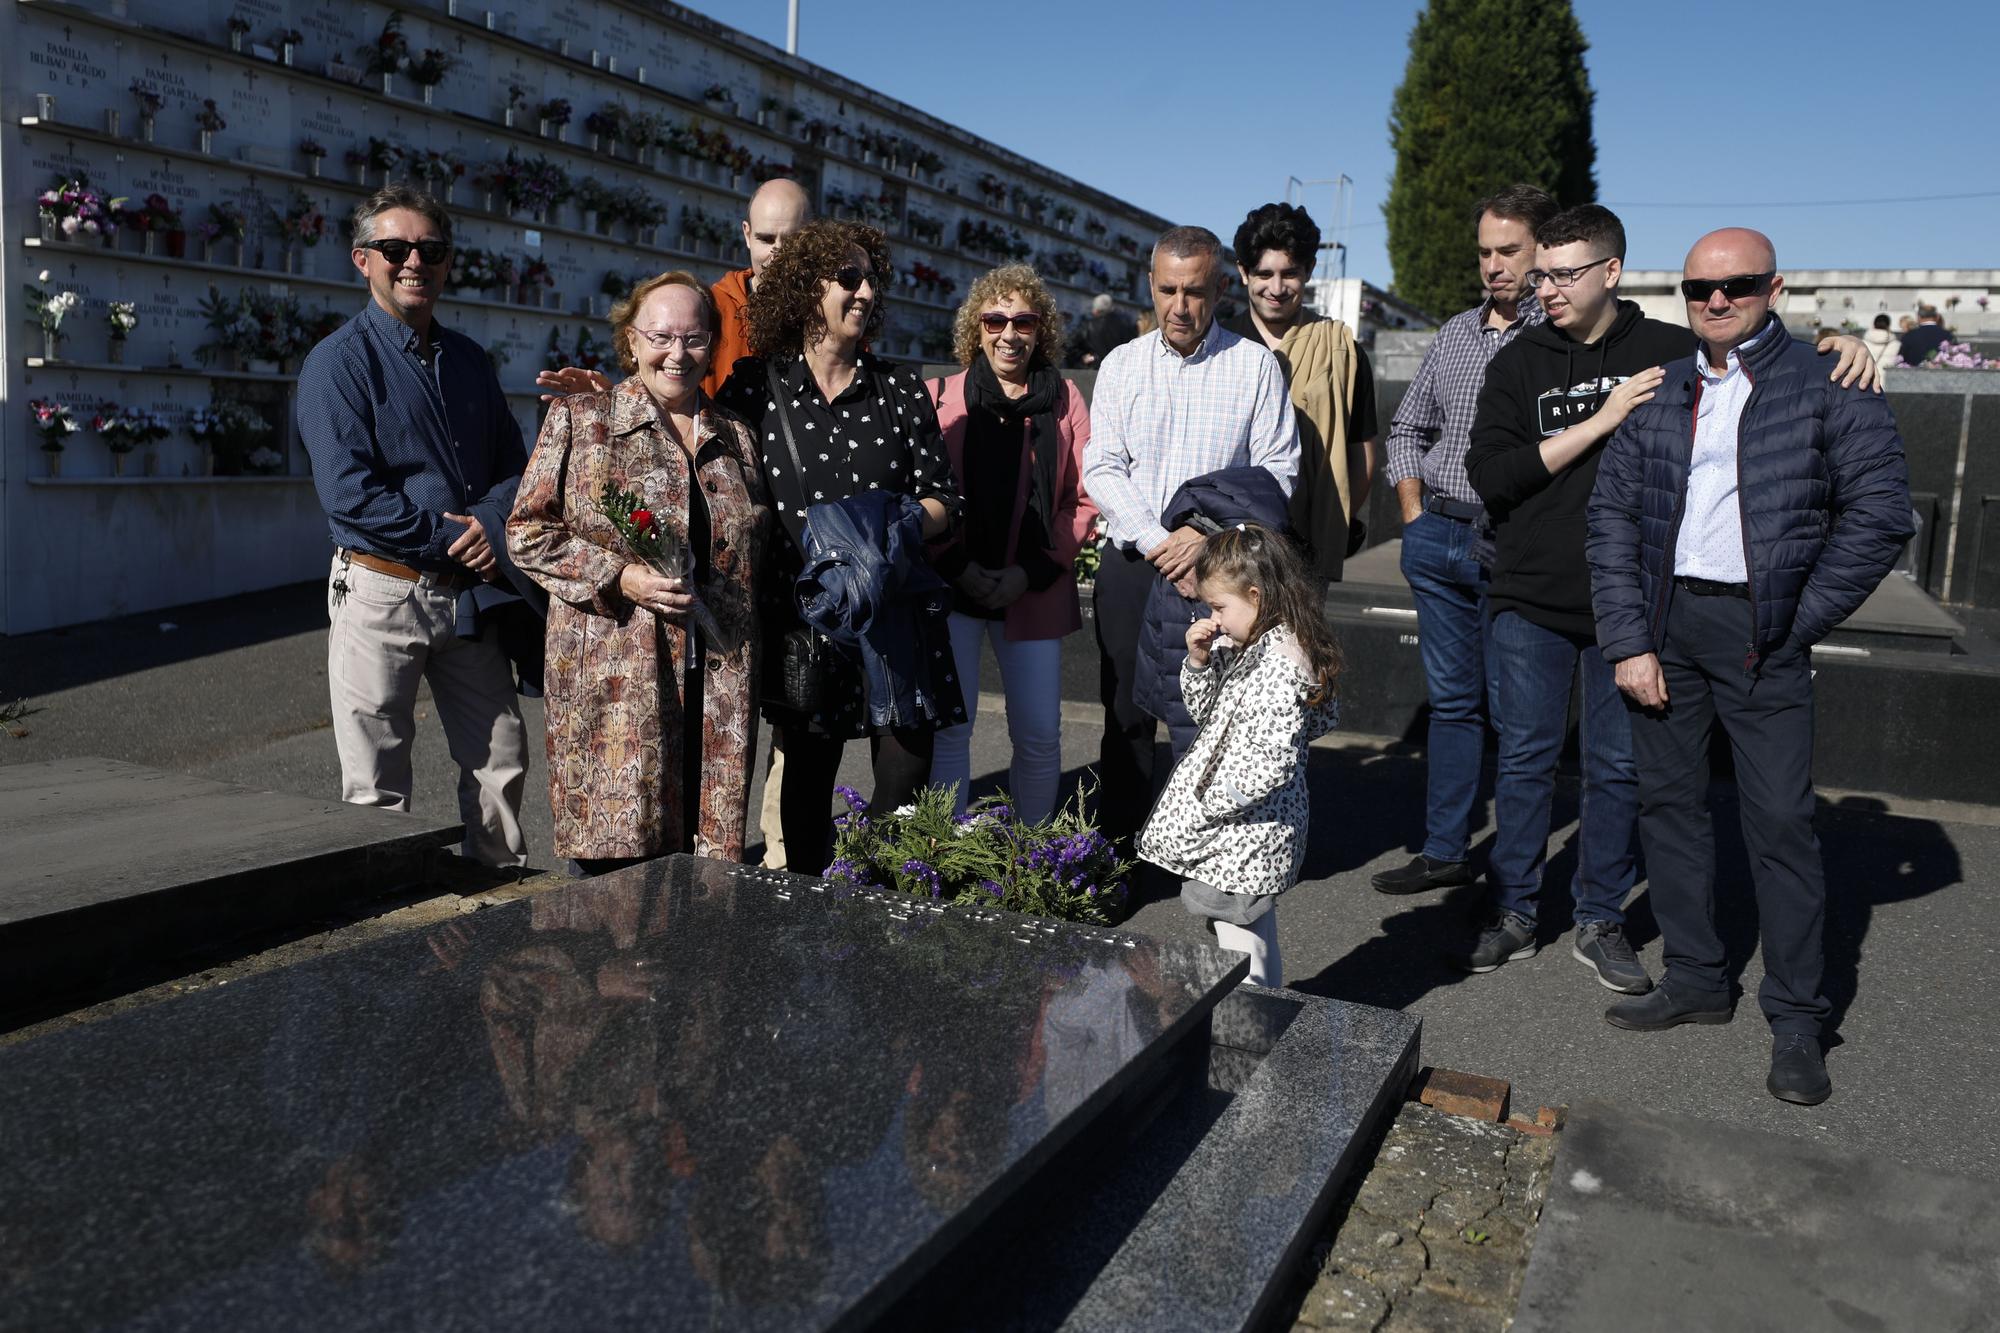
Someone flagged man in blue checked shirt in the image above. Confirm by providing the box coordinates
[1082,224,1298,854]
[1372,185,1558,897]
[297,187,531,868]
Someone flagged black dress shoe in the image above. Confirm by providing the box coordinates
[1767,1034,1832,1105]
[1603,982,1732,1031]
[1370,854,1474,895]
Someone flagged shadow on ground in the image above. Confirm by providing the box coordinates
[0,581,325,697]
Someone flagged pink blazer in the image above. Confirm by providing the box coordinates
[926,371,1098,641]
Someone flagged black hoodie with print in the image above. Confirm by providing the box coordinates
[1465,299,1694,637]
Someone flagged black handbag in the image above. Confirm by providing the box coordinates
[760,363,834,714]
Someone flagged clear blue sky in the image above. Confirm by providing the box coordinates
[680,0,1996,292]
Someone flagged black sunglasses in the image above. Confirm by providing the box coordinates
[979,312,1042,334]
[360,238,451,266]
[1680,272,1774,302]
[831,264,876,293]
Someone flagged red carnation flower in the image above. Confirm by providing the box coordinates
[630,509,653,530]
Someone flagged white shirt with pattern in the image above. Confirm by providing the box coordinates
[1081,321,1298,554]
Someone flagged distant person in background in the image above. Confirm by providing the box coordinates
[1897,314,1917,334]
[1225,202,1378,581]
[1078,293,1137,367]
[1898,305,1951,365]
[1134,309,1158,339]
[925,265,1098,823]
[1864,314,1901,370]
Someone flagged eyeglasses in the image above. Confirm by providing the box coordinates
[979,312,1042,335]
[359,238,451,266]
[1679,272,1775,303]
[831,264,876,293]
[1525,257,1612,289]
[633,330,713,352]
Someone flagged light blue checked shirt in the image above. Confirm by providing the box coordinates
[1082,320,1298,553]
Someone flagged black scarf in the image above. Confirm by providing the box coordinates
[962,353,1064,543]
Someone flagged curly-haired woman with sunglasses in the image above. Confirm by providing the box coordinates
[712,218,963,873]
[922,265,1097,824]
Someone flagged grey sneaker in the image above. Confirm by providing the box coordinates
[1452,913,1537,973]
[1572,922,1653,995]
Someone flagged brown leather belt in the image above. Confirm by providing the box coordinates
[340,548,471,592]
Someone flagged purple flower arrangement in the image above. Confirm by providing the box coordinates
[823,784,1129,924]
[36,174,124,240]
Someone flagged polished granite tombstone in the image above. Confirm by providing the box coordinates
[0,855,1245,1331]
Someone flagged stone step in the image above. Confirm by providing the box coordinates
[0,757,460,1014]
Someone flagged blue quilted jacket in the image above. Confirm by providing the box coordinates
[1586,317,1913,671]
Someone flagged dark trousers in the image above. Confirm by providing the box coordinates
[1629,588,1826,1036]
[1093,548,1196,849]
[781,726,934,877]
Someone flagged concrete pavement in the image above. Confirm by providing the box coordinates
[3,583,1994,1179]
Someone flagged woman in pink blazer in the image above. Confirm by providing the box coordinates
[926,265,1098,823]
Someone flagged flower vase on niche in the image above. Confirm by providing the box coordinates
[108,338,125,365]
[143,231,159,257]
[421,85,435,106]
[35,93,56,121]
[139,114,155,143]
[112,451,129,478]
[282,42,296,67]
[38,211,57,243]
[381,73,394,97]
[47,450,63,478]
[106,109,121,136]
[199,130,214,156]
[43,331,60,362]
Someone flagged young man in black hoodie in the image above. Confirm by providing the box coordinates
[1460,204,1687,992]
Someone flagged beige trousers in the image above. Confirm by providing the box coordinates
[759,733,788,869]
[325,554,529,868]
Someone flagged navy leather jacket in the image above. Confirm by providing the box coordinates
[1132,466,1295,732]
[1587,316,1913,670]
[797,492,959,730]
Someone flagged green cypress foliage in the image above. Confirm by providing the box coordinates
[1384,0,1598,321]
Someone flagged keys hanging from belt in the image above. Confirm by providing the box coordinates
[330,551,351,606]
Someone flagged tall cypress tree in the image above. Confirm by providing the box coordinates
[1384,0,1597,321]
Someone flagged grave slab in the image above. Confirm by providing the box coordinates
[0,757,460,1009]
[0,854,1244,1331]
[1514,1099,2000,1332]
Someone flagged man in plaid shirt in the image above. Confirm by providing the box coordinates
[1372,185,1557,895]
[1083,225,1298,852]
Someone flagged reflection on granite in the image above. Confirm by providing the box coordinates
[0,856,1243,1331]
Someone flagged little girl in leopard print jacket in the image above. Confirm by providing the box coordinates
[1138,524,1342,987]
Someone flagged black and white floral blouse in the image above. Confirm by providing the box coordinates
[717,350,963,738]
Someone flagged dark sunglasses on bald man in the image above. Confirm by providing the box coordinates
[360,237,451,266]
[979,312,1042,334]
[1680,272,1774,302]
[832,264,876,292]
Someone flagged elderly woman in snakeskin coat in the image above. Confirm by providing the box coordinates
[509,271,770,872]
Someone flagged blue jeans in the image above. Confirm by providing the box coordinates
[1487,609,1639,927]
[1399,512,1493,863]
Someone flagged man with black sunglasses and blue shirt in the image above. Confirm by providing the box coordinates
[1588,228,1912,1106]
[297,187,533,869]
